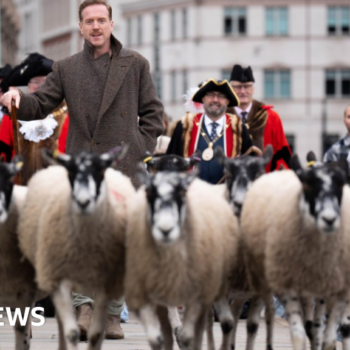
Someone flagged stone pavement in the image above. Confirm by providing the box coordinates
[0,314,342,349]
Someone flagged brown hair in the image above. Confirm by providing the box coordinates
[79,0,112,21]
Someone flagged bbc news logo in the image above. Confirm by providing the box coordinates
[0,307,45,326]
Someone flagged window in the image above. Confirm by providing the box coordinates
[224,7,246,35]
[325,69,350,97]
[137,16,142,46]
[182,8,188,39]
[170,10,176,41]
[264,70,291,99]
[328,6,350,35]
[154,72,162,99]
[182,70,188,94]
[171,71,176,102]
[265,7,288,36]
[323,134,340,155]
[221,69,232,82]
[285,134,295,155]
[126,18,132,46]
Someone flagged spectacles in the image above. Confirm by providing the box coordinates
[205,92,227,100]
[231,83,254,91]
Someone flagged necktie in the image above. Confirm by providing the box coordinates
[241,111,248,123]
[210,122,219,141]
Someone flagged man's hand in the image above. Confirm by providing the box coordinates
[1,89,21,111]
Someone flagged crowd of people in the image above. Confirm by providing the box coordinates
[0,0,349,343]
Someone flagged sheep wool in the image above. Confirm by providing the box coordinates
[125,178,239,311]
[18,165,135,297]
[242,170,345,298]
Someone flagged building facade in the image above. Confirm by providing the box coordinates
[120,0,350,160]
[1,0,20,65]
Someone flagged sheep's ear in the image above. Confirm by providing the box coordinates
[306,151,317,163]
[289,154,304,179]
[40,148,72,167]
[101,144,130,167]
[214,146,226,166]
[137,162,151,187]
[189,150,202,167]
[262,145,273,165]
[7,155,23,175]
[180,167,199,190]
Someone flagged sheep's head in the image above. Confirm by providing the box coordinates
[215,145,273,217]
[138,169,197,245]
[143,152,201,174]
[42,146,128,214]
[0,156,23,223]
[290,154,348,234]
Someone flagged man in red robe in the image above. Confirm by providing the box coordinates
[166,79,253,184]
[229,65,291,171]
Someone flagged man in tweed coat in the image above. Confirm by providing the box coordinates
[2,1,163,184]
[2,0,163,342]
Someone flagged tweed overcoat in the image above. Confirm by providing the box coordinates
[16,36,164,183]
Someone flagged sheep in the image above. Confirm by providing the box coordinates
[0,157,41,350]
[18,147,135,350]
[241,155,349,350]
[204,145,274,350]
[124,168,240,350]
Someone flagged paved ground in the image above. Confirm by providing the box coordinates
[0,314,341,349]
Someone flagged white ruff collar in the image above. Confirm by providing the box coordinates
[18,114,58,142]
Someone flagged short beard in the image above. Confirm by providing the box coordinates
[204,103,227,119]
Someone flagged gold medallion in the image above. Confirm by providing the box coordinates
[202,147,214,161]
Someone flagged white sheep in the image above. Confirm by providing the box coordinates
[241,156,349,350]
[18,148,135,350]
[125,169,239,350]
[0,158,42,350]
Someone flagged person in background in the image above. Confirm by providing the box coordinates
[167,78,252,184]
[324,104,350,164]
[229,65,291,171]
[0,53,68,185]
[0,64,12,123]
[1,0,163,341]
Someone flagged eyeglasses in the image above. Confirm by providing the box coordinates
[205,92,227,100]
[231,83,254,91]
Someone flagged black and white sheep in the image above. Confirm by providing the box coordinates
[241,156,349,350]
[125,169,239,350]
[18,148,135,350]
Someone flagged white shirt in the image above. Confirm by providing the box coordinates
[203,114,225,136]
[234,102,253,120]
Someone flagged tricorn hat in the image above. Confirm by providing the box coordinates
[0,64,12,79]
[0,53,54,93]
[230,65,255,83]
[192,79,240,107]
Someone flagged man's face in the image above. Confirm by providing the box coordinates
[202,91,229,117]
[230,81,254,107]
[79,4,113,52]
[344,106,350,133]
[27,76,47,94]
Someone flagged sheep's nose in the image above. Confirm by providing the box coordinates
[78,199,91,210]
[160,229,171,237]
[322,216,336,227]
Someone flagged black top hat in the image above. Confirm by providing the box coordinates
[230,65,255,83]
[0,64,12,79]
[192,79,240,107]
[0,53,54,93]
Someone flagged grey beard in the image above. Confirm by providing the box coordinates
[204,105,227,118]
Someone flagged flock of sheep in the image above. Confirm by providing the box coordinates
[0,143,349,350]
